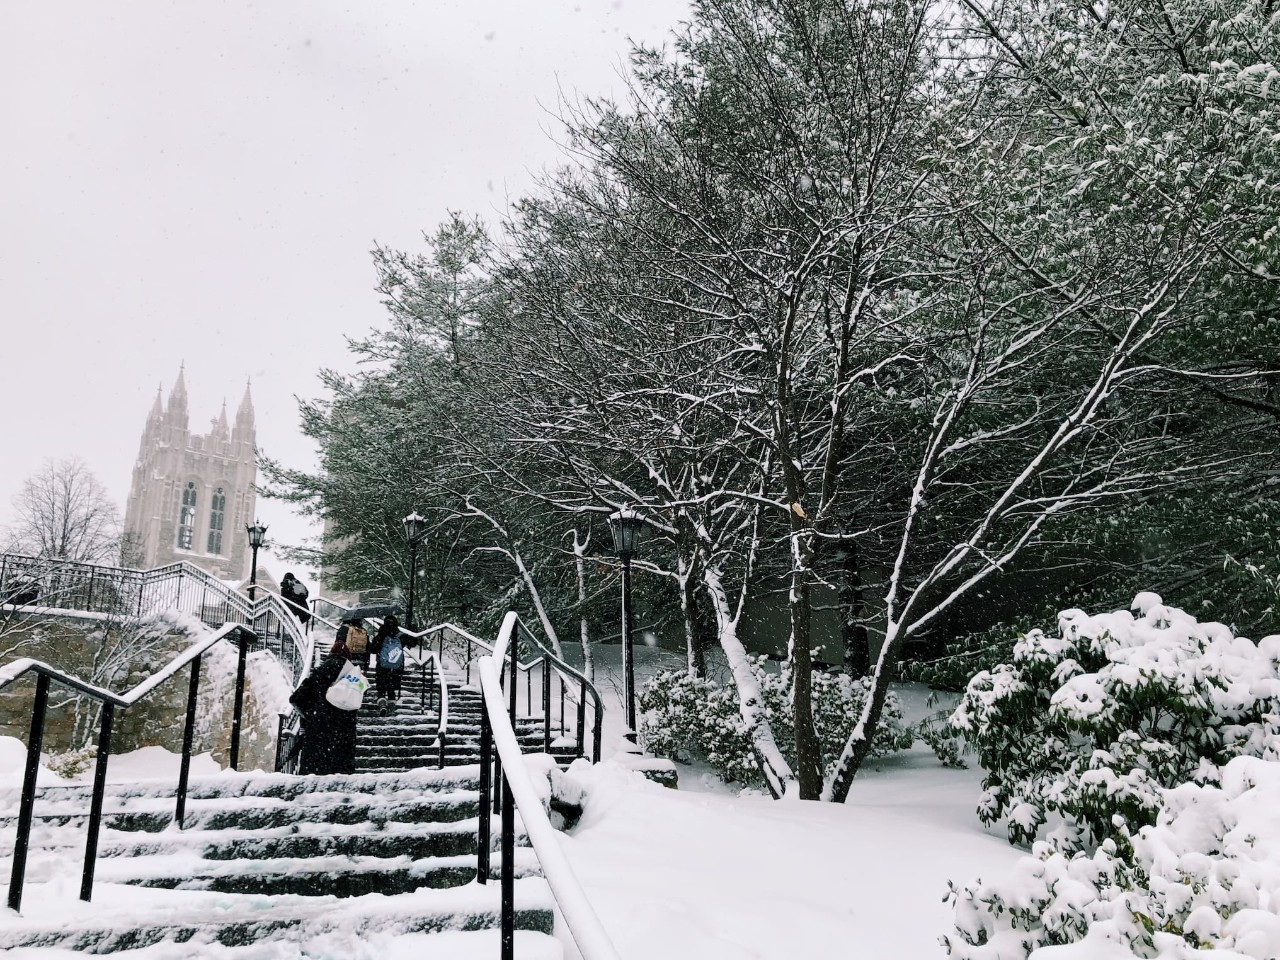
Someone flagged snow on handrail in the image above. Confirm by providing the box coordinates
[479,650,622,960]
[0,622,248,706]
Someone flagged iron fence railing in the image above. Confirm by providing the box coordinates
[0,622,256,913]
[477,612,620,960]
[0,553,310,686]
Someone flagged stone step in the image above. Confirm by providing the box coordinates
[0,877,556,952]
[100,818,482,862]
[4,790,482,834]
[101,847,541,898]
[3,768,477,810]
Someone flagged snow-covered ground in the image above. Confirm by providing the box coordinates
[0,641,1021,957]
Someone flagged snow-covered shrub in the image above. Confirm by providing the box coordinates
[951,593,1280,851]
[46,745,96,779]
[638,657,914,786]
[916,712,967,769]
[944,756,1280,960]
[637,669,763,785]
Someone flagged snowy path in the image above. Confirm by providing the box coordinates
[553,748,1020,960]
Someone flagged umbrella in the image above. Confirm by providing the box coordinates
[343,602,402,620]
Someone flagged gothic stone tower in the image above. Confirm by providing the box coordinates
[123,367,258,579]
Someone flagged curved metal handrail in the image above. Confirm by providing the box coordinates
[278,617,453,773]
[1,621,254,912]
[478,612,621,960]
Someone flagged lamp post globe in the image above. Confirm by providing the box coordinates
[245,520,268,602]
[402,511,428,630]
[607,507,644,743]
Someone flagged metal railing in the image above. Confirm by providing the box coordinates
[314,600,604,764]
[274,611,453,773]
[0,622,255,913]
[0,553,310,686]
[477,612,620,960]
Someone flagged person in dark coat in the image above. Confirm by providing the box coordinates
[288,619,366,775]
[369,614,406,714]
[280,572,311,626]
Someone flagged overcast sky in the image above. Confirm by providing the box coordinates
[0,1,689,580]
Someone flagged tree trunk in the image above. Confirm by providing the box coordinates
[572,528,594,683]
[680,568,705,677]
[701,565,796,798]
[824,620,906,802]
[788,529,824,800]
[837,541,870,677]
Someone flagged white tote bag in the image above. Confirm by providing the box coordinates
[324,660,369,711]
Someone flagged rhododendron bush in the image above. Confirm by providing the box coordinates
[638,657,915,786]
[945,756,1280,959]
[945,595,1280,958]
[952,593,1280,851]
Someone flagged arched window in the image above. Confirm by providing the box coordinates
[207,487,226,554]
[177,482,197,550]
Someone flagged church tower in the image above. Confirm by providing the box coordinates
[122,366,258,578]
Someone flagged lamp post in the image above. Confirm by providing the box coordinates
[402,511,428,630]
[607,506,644,743]
[245,520,268,602]
[233,521,267,771]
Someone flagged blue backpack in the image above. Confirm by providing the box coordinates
[378,631,404,670]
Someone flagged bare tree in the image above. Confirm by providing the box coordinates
[6,457,122,563]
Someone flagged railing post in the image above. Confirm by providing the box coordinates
[560,678,566,737]
[477,705,492,884]
[508,643,518,725]
[422,659,429,712]
[80,702,115,901]
[593,701,603,763]
[275,713,287,773]
[577,679,587,757]
[438,731,446,769]
[229,630,249,771]
[86,568,96,610]
[175,654,202,829]
[8,672,50,913]
[526,659,532,716]
[542,657,552,754]
[501,771,515,960]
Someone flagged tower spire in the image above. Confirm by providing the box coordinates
[233,377,255,443]
[164,363,188,430]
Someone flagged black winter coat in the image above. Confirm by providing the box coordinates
[288,653,359,776]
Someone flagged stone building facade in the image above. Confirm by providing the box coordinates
[122,366,258,579]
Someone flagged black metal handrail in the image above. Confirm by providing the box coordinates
[274,615,452,773]
[476,612,620,960]
[391,619,604,764]
[0,552,310,686]
[0,621,255,912]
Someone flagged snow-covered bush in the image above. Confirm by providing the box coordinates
[637,669,760,784]
[951,593,1280,851]
[638,657,914,785]
[945,756,1280,960]
[46,745,96,779]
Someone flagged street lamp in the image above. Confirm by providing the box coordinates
[245,521,268,602]
[607,506,644,743]
[234,520,267,772]
[402,511,428,630]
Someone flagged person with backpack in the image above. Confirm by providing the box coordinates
[288,617,368,774]
[370,614,406,716]
[280,572,311,626]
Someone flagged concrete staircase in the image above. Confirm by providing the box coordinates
[355,666,582,774]
[0,768,558,955]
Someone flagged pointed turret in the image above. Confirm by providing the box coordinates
[146,384,164,433]
[164,363,189,431]
[213,399,230,439]
[233,379,255,444]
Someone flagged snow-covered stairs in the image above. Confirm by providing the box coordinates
[0,767,557,954]
[355,668,582,773]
